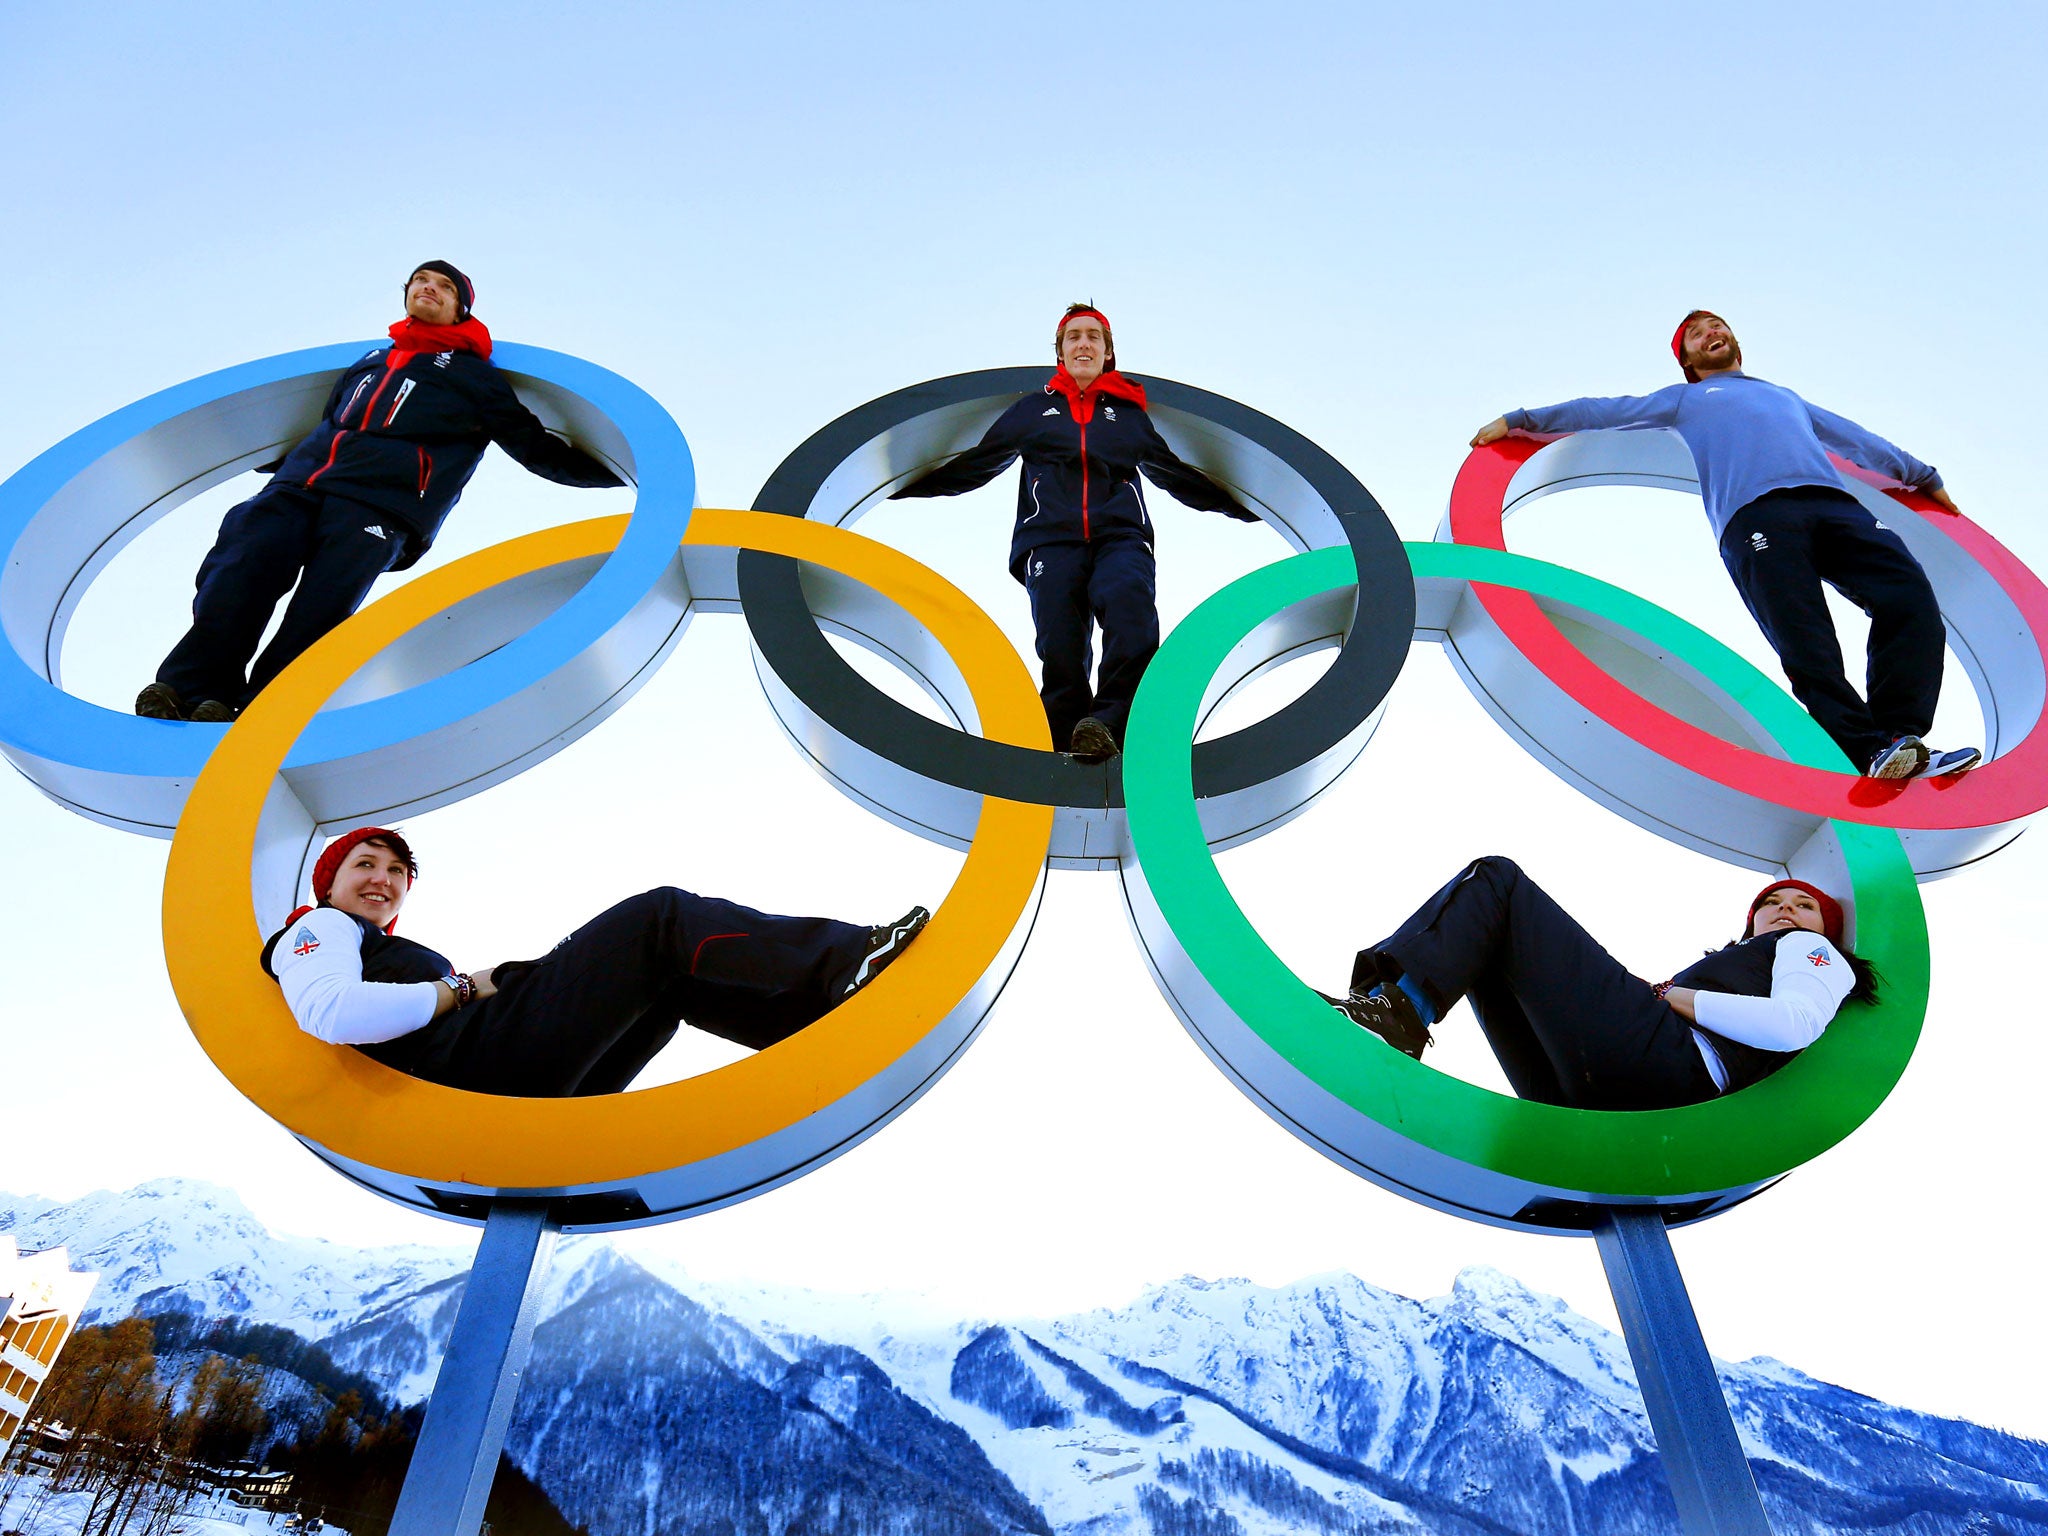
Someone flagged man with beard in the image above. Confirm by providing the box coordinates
[1471,310,1977,780]
[138,260,623,722]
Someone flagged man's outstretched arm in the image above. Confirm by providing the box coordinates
[1137,417,1258,520]
[479,374,625,488]
[890,405,1028,500]
[1807,401,1960,514]
[1471,385,1687,446]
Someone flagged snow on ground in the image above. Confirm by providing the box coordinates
[0,1473,341,1536]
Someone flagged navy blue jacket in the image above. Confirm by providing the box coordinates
[890,369,1255,578]
[270,339,621,569]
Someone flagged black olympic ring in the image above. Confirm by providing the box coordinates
[739,368,1413,825]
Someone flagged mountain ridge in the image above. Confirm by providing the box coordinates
[7,1178,2044,1536]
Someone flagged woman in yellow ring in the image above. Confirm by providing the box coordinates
[260,825,929,1098]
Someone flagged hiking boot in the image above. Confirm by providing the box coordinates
[189,699,238,724]
[1316,986,1431,1060]
[1917,745,1982,777]
[135,682,186,719]
[1867,735,1928,780]
[1069,717,1118,762]
[844,906,931,997]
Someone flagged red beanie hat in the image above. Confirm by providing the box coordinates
[1671,309,1722,383]
[312,827,417,933]
[1746,878,1844,946]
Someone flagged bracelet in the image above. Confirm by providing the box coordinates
[1651,979,1675,1000]
[442,972,476,1008]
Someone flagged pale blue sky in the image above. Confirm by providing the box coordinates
[4,2,2046,1436]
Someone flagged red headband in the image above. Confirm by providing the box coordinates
[1056,308,1112,340]
[1671,309,1721,381]
[1746,879,1844,946]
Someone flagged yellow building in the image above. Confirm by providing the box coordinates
[0,1235,98,1459]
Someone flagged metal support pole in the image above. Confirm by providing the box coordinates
[1593,1208,1773,1536]
[389,1200,559,1536]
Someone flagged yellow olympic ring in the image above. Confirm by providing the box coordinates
[162,509,1053,1218]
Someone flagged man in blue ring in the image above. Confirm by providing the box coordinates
[137,261,624,723]
[1472,310,1979,780]
[890,303,1258,762]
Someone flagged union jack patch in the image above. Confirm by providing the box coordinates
[1806,946,1831,967]
[293,927,321,957]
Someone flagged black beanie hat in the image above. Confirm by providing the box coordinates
[407,260,474,320]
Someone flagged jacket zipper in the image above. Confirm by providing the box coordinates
[417,447,432,498]
[307,430,347,486]
[1078,415,1090,540]
[356,360,400,431]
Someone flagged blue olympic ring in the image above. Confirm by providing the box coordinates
[0,343,692,835]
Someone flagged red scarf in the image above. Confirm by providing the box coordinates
[386,315,493,361]
[1047,365,1147,420]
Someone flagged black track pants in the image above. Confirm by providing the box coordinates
[405,888,872,1097]
[1022,535,1159,746]
[1718,486,1945,767]
[1357,857,1717,1110]
[156,484,404,709]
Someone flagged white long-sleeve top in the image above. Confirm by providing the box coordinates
[270,907,441,1045]
[1690,934,1854,1091]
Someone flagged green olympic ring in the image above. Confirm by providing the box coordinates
[1121,542,1929,1225]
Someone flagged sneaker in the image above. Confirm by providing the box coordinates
[189,699,238,724]
[1866,735,1928,780]
[1917,745,1983,777]
[135,682,185,719]
[843,906,931,997]
[1069,717,1119,762]
[1315,987,1432,1060]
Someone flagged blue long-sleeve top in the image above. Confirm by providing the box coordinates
[1503,372,1940,541]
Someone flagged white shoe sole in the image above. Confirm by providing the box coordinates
[1867,737,1927,780]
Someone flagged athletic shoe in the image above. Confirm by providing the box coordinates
[843,906,931,996]
[189,699,238,724]
[1314,986,1432,1060]
[135,682,185,719]
[1918,745,1983,777]
[1069,717,1118,762]
[1866,735,1928,780]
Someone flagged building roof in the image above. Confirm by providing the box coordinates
[0,1235,99,1325]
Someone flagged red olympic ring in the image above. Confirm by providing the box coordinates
[1447,437,2048,829]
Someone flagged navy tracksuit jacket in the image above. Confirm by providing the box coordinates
[891,368,1255,745]
[157,326,621,708]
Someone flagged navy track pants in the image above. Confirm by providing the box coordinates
[1358,857,1716,1111]
[387,888,872,1098]
[156,484,405,709]
[1022,535,1158,747]
[1718,486,1946,768]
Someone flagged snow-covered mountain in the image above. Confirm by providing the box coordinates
[0,1179,467,1336]
[7,1179,2046,1535]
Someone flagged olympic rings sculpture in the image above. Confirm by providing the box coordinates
[0,350,2029,1234]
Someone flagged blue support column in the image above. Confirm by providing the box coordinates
[389,1200,559,1536]
[1594,1208,1773,1535]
